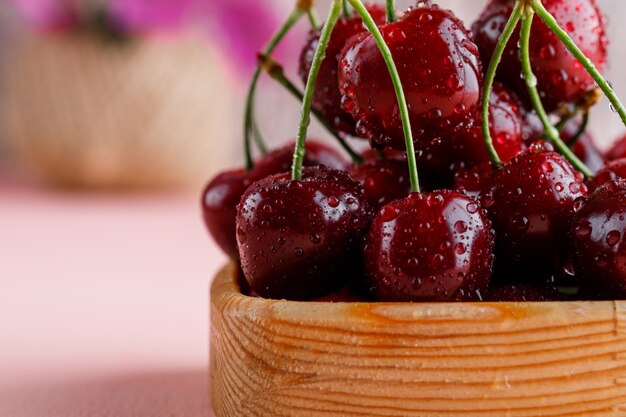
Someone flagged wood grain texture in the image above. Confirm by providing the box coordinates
[210,263,626,416]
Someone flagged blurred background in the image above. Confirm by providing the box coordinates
[0,0,624,414]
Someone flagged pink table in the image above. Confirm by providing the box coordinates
[0,176,223,415]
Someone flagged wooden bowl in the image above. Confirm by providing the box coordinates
[210,263,626,416]
[0,31,237,189]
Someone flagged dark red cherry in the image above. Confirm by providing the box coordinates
[417,82,526,180]
[571,180,626,297]
[479,141,587,280]
[249,140,346,182]
[560,120,604,174]
[365,190,494,302]
[299,5,386,136]
[339,5,482,150]
[236,167,370,300]
[360,148,406,162]
[348,158,412,211]
[201,169,250,258]
[312,287,368,302]
[606,133,626,161]
[473,0,607,112]
[587,158,626,193]
[454,163,494,201]
[486,284,564,301]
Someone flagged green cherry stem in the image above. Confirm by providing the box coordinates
[386,0,396,22]
[292,0,343,180]
[307,7,321,28]
[342,0,350,18]
[258,54,363,164]
[243,7,303,169]
[481,0,523,167]
[519,7,593,177]
[348,0,420,192]
[531,0,626,127]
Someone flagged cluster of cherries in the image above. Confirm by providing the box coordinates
[202,0,626,303]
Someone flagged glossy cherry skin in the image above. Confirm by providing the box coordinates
[236,167,370,300]
[201,169,250,259]
[365,190,494,302]
[486,284,564,301]
[570,180,626,297]
[606,133,626,161]
[348,158,412,211]
[249,140,346,182]
[299,5,386,136]
[479,141,588,280]
[454,163,494,201]
[339,5,482,150]
[587,158,626,193]
[473,0,607,112]
[417,82,526,180]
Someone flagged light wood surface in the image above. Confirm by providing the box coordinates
[210,263,626,416]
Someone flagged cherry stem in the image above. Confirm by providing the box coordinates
[567,112,589,146]
[307,8,321,28]
[348,0,420,192]
[386,0,396,22]
[292,0,343,180]
[531,0,626,127]
[258,54,364,164]
[342,0,350,18]
[243,8,303,169]
[481,1,523,167]
[519,8,593,178]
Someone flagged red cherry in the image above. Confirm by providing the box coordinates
[473,0,607,111]
[486,284,564,301]
[348,158,412,211]
[299,5,386,136]
[201,140,345,258]
[479,141,587,280]
[201,169,250,259]
[249,140,346,182]
[236,167,370,300]
[454,163,494,201]
[365,190,494,302]
[605,132,626,161]
[587,158,626,193]
[417,82,526,180]
[360,148,406,162]
[570,180,626,297]
[338,5,482,150]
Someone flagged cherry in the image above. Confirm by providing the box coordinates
[587,158,626,193]
[249,140,346,182]
[605,133,626,161]
[348,158,412,211]
[236,167,370,300]
[201,169,250,259]
[479,141,587,280]
[473,0,607,112]
[365,190,494,302]
[299,5,386,136]
[570,180,626,297]
[454,163,494,201]
[417,82,526,180]
[486,284,564,302]
[338,4,483,151]
[201,140,345,259]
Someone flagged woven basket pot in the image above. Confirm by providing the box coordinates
[0,30,237,189]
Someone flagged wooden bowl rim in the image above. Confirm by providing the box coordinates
[211,263,621,324]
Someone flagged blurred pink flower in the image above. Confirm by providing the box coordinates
[11,0,78,30]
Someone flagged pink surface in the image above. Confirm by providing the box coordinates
[0,178,223,414]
